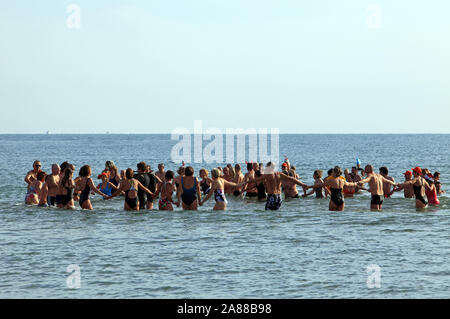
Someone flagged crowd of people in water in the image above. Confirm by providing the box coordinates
[24,158,445,212]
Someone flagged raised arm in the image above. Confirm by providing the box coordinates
[280,173,307,187]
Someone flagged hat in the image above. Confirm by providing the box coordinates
[403,171,412,176]
[97,172,108,179]
[412,167,422,175]
[282,163,288,167]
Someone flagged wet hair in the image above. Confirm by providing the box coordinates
[105,161,115,169]
[60,161,69,172]
[126,168,134,180]
[60,168,73,188]
[79,165,91,177]
[327,169,333,176]
[314,170,323,179]
[247,163,253,171]
[211,168,220,179]
[177,166,185,175]
[165,170,174,180]
[235,164,241,171]
[333,166,342,177]
[185,166,194,177]
[379,167,388,175]
[37,171,46,182]
[137,161,147,172]
[199,168,208,177]
[434,172,440,179]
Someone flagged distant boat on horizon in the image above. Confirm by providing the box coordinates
[46,130,51,135]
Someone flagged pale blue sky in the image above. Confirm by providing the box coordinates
[0,1,449,133]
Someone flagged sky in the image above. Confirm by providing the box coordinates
[0,0,449,133]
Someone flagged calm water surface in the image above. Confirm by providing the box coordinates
[0,134,449,298]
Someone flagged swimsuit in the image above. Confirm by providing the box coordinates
[181,177,197,206]
[79,181,91,208]
[265,194,282,210]
[159,182,173,209]
[256,182,266,199]
[109,176,119,187]
[330,188,344,207]
[135,173,149,209]
[200,180,211,195]
[315,187,324,198]
[413,184,428,206]
[214,189,228,204]
[61,186,73,206]
[98,182,112,198]
[371,194,384,206]
[25,185,38,203]
[125,180,138,209]
[246,192,258,198]
[47,196,56,206]
[425,187,440,205]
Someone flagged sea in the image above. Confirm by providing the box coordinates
[0,134,449,298]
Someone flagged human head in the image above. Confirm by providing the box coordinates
[282,162,288,171]
[333,166,342,177]
[246,163,253,171]
[434,172,440,180]
[379,167,388,175]
[351,167,357,175]
[412,167,422,177]
[185,166,194,177]
[61,168,73,186]
[158,163,165,172]
[137,161,147,173]
[36,171,46,182]
[235,164,241,172]
[327,169,333,176]
[105,161,115,170]
[125,168,134,180]
[365,165,374,175]
[165,170,174,181]
[33,160,42,171]
[177,166,185,176]
[211,168,220,179]
[79,165,91,177]
[314,170,323,179]
[51,164,60,175]
[199,168,208,179]
[97,172,108,182]
[60,161,69,173]
[403,171,412,181]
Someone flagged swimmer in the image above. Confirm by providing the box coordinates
[434,172,445,195]
[255,170,267,200]
[232,164,245,196]
[222,166,233,195]
[343,169,356,198]
[397,167,432,209]
[379,167,395,198]
[134,162,151,210]
[174,166,185,190]
[199,168,212,195]
[357,165,397,211]
[154,170,179,210]
[74,165,108,210]
[282,167,301,199]
[246,162,308,211]
[243,163,258,198]
[25,160,42,191]
[177,166,202,210]
[108,164,121,188]
[39,164,60,206]
[393,171,415,198]
[58,168,75,209]
[303,170,326,198]
[315,166,358,211]
[96,172,118,198]
[155,163,166,183]
[107,168,155,211]
[200,168,241,210]
[145,165,161,209]
[25,171,46,205]
[424,173,440,206]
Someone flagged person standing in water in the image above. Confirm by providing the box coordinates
[74,165,108,210]
[107,168,156,211]
[379,167,395,198]
[357,165,397,211]
[232,164,245,196]
[313,166,358,211]
[199,168,212,195]
[134,162,151,210]
[246,162,308,211]
[155,163,166,183]
[25,160,42,191]
[58,168,75,209]
[146,165,161,209]
[243,163,258,198]
[397,167,432,209]
[393,171,415,198]
[96,172,118,198]
[424,173,440,206]
[25,171,46,205]
[155,170,179,210]
[200,168,241,210]
[40,164,60,206]
[343,169,356,198]
[303,170,326,198]
[434,172,445,195]
[177,166,202,210]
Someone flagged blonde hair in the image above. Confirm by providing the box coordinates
[199,168,208,177]
[211,168,220,179]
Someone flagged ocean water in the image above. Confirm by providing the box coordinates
[0,134,449,298]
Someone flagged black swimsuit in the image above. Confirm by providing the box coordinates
[330,188,344,207]
[61,186,73,206]
[79,182,90,208]
[125,181,138,209]
[256,182,266,199]
[413,184,428,205]
[200,180,210,195]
